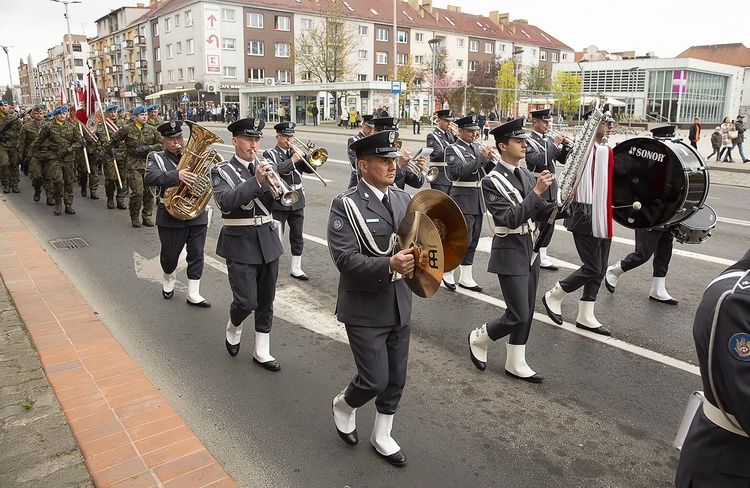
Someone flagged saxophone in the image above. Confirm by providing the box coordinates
[532,103,604,257]
[163,121,224,220]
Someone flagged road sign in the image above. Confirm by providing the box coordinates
[180,93,190,103]
[391,80,402,94]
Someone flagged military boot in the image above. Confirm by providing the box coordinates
[53,201,62,215]
[64,205,76,215]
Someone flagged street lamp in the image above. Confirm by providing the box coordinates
[428,37,441,118]
[628,66,638,129]
[50,0,82,91]
[0,45,14,103]
[512,48,524,118]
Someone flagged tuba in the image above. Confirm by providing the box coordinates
[163,121,224,220]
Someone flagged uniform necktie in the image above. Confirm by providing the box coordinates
[514,167,523,185]
[382,193,394,222]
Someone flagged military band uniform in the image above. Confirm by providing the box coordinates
[19,111,52,202]
[212,118,283,370]
[0,104,23,193]
[144,121,210,307]
[108,107,163,226]
[675,248,750,487]
[347,130,366,188]
[30,107,82,215]
[426,121,455,194]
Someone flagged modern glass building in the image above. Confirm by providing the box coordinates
[553,57,744,125]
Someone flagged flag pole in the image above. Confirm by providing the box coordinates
[75,120,91,174]
[89,68,122,189]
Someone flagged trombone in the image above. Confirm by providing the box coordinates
[291,137,328,186]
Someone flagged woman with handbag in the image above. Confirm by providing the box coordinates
[720,117,735,162]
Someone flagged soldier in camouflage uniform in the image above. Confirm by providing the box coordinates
[146,104,162,127]
[30,106,82,215]
[117,107,128,126]
[108,105,163,227]
[96,104,127,209]
[76,122,99,200]
[0,99,23,193]
[18,105,51,203]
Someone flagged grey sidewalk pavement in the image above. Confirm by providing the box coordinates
[0,282,93,488]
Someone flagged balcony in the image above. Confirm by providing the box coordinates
[110,44,121,52]
[123,39,133,50]
[136,60,148,69]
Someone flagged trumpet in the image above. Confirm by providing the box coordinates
[291,137,327,186]
[255,152,299,206]
[476,140,500,162]
[548,129,574,148]
[407,158,439,183]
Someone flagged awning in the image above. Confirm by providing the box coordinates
[145,88,197,100]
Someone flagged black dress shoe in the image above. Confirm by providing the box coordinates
[372,446,407,467]
[442,279,456,291]
[225,340,240,357]
[253,357,281,371]
[540,264,559,271]
[468,333,486,371]
[290,272,309,281]
[187,298,211,308]
[458,283,483,292]
[649,295,679,305]
[575,323,612,336]
[505,370,544,383]
[604,278,615,293]
[162,289,174,299]
[332,403,358,446]
[542,296,563,325]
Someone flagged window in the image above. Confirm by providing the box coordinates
[562,53,568,61]
[485,42,493,54]
[223,66,237,78]
[222,38,235,50]
[469,40,479,52]
[188,66,195,81]
[164,17,171,32]
[166,44,173,58]
[156,72,162,85]
[531,48,537,56]
[247,68,264,82]
[376,28,388,41]
[186,39,194,54]
[358,50,368,59]
[414,32,424,42]
[185,10,192,26]
[358,25,368,36]
[74,59,83,66]
[498,44,506,52]
[469,60,479,71]
[174,14,180,27]
[301,45,311,55]
[276,69,291,84]
[358,74,367,81]
[456,38,464,48]
[247,41,264,56]
[300,71,311,81]
[414,55,424,64]
[398,53,408,65]
[301,18,311,30]
[456,59,463,68]
[154,47,160,61]
[247,12,263,28]
[274,15,290,31]
[168,69,174,82]
[152,23,159,36]
[376,52,388,64]
[275,42,290,58]
[540,51,547,61]
[178,68,183,80]
[397,30,407,43]
[539,68,546,77]
[176,41,182,54]
[221,8,235,21]
[552,52,559,62]
[375,74,389,81]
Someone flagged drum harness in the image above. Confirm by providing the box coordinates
[486,170,537,239]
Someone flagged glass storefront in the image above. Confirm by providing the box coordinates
[647,70,727,124]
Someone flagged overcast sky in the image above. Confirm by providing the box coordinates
[2,0,747,91]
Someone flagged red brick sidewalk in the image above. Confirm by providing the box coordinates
[0,199,237,488]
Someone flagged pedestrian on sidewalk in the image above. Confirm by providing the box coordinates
[720,117,735,162]
[688,116,701,149]
[706,126,722,161]
[732,114,748,163]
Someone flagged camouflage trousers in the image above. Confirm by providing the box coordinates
[29,157,54,196]
[104,155,128,203]
[0,146,20,186]
[77,152,99,193]
[127,168,154,221]
[50,158,75,205]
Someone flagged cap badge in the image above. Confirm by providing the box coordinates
[388,132,396,143]
[253,119,260,129]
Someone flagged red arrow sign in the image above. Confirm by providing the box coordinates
[206,34,219,47]
[207,15,217,27]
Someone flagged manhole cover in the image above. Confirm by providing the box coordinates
[49,237,90,250]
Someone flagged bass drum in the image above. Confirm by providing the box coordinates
[612,137,709,229]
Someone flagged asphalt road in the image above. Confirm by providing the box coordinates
[5,124,749,487]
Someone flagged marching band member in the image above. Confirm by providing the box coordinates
[444,114,494,292]
[347,114,375,188]
[543,111,616,336]
[370,116,425,190]
[211,118,284,371]
[425,109,456,195]
[525,108,570,271]
[144,121,211,307]
[263,122,314,281]
[675,247,750,487]
[328,130,414,467]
